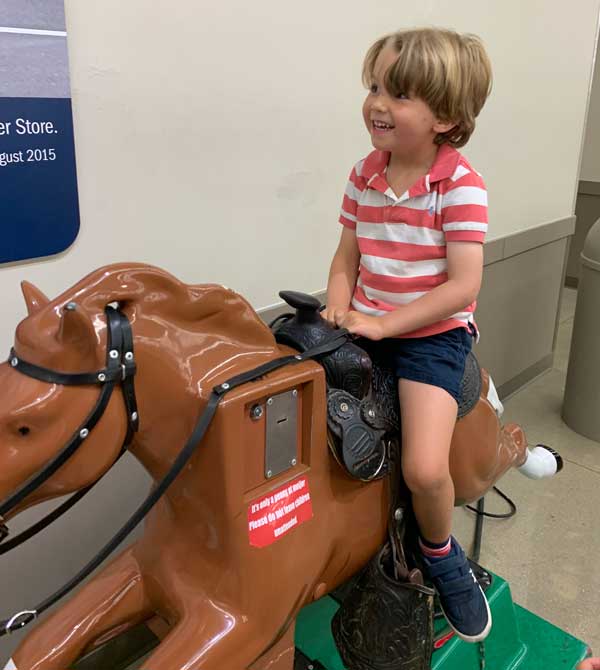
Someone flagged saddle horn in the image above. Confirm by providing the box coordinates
[21,281,50,316]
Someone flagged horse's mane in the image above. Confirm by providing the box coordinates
[15,264,279,371]
[59,263,251,320]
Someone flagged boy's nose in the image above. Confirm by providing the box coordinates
[372,96,388,112]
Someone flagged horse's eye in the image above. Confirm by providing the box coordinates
[18,426,30,436]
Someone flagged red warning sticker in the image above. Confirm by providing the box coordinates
[248,475,313,548]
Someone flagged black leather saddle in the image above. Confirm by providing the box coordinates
[272,291,482,482]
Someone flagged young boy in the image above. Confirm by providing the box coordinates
[323,28,493,642]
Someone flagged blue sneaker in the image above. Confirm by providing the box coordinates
[421,537,492,642]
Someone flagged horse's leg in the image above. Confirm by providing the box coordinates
[7,545,152,670]
[142,608,295,670]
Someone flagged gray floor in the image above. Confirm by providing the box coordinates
[453,287,599,653]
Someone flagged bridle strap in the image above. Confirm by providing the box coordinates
[0,327,351,636]
[8,350,122,386]
[0,307,137,519]
[0,309,138,554]
[0,484,93,556]
[1,363,112,518]
[118,309,139,443]
[0,449,130,557]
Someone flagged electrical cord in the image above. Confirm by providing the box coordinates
[466,486,517,520]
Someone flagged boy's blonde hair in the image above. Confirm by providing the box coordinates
[363,28,492,148]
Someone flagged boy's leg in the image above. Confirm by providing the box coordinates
[398,378,491,643]
[398,379,456,543]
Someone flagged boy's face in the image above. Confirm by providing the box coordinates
[362,45,453,158]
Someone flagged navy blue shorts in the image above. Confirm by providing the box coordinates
[356,326,474,403]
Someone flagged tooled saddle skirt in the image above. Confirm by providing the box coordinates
[273,291,482,482]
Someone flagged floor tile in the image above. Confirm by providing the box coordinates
[560,287,578,323]
[554,317,574,373]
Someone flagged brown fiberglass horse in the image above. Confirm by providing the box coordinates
[0,264,559,670]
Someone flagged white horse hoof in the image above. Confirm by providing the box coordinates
[517,444,563,480]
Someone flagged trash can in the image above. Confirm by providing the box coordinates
[562,217,600,441]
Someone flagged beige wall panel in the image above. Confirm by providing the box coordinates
[474,239,567,389]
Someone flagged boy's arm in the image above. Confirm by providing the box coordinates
[378,241,483,337]
[340,242,483,338]
[323,227,360,325]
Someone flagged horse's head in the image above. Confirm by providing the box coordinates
[0,279,129,519]
[0,263,281,521]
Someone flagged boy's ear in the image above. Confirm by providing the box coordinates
[433,119,457,134]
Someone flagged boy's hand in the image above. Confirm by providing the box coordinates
[321,306,349,328]
[339,311,386,340]
[578,659,600,669]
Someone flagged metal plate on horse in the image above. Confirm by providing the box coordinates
[265,390,298,479]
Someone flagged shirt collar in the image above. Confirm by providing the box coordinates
[362,144,461,193]
[428,144,461,184]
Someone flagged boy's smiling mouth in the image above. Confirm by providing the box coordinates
[372,120,395,131]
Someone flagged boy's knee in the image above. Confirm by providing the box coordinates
[403,462,451,496]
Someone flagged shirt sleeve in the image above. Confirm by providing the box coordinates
[339,164,362,230]
[441,170,488,243]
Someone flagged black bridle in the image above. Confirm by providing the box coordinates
[0,306,138,539]
[0,304,350,637]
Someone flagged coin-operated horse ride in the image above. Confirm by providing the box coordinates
[0,264,589,670]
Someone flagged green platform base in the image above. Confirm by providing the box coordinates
[295,573,589,670]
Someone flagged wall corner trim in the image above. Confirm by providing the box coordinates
[258,215,577,316]
[484,215,576,266]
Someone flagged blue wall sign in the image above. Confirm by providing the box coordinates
[0,1,79,264]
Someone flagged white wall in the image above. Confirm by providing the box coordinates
[581,39,600,182]
[1,0,600,344]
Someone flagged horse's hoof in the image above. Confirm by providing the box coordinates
[517,444,563,479]
[536,444,564,473]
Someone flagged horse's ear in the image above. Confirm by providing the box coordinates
[56,305,97,357]
[21,281,50,316]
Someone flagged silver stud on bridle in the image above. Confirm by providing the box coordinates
[5,610,37,633]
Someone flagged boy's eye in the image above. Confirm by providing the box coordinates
[395,92,408,100]
[369,83,378,94]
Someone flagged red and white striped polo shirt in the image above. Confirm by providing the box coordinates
[339,144,487,338]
